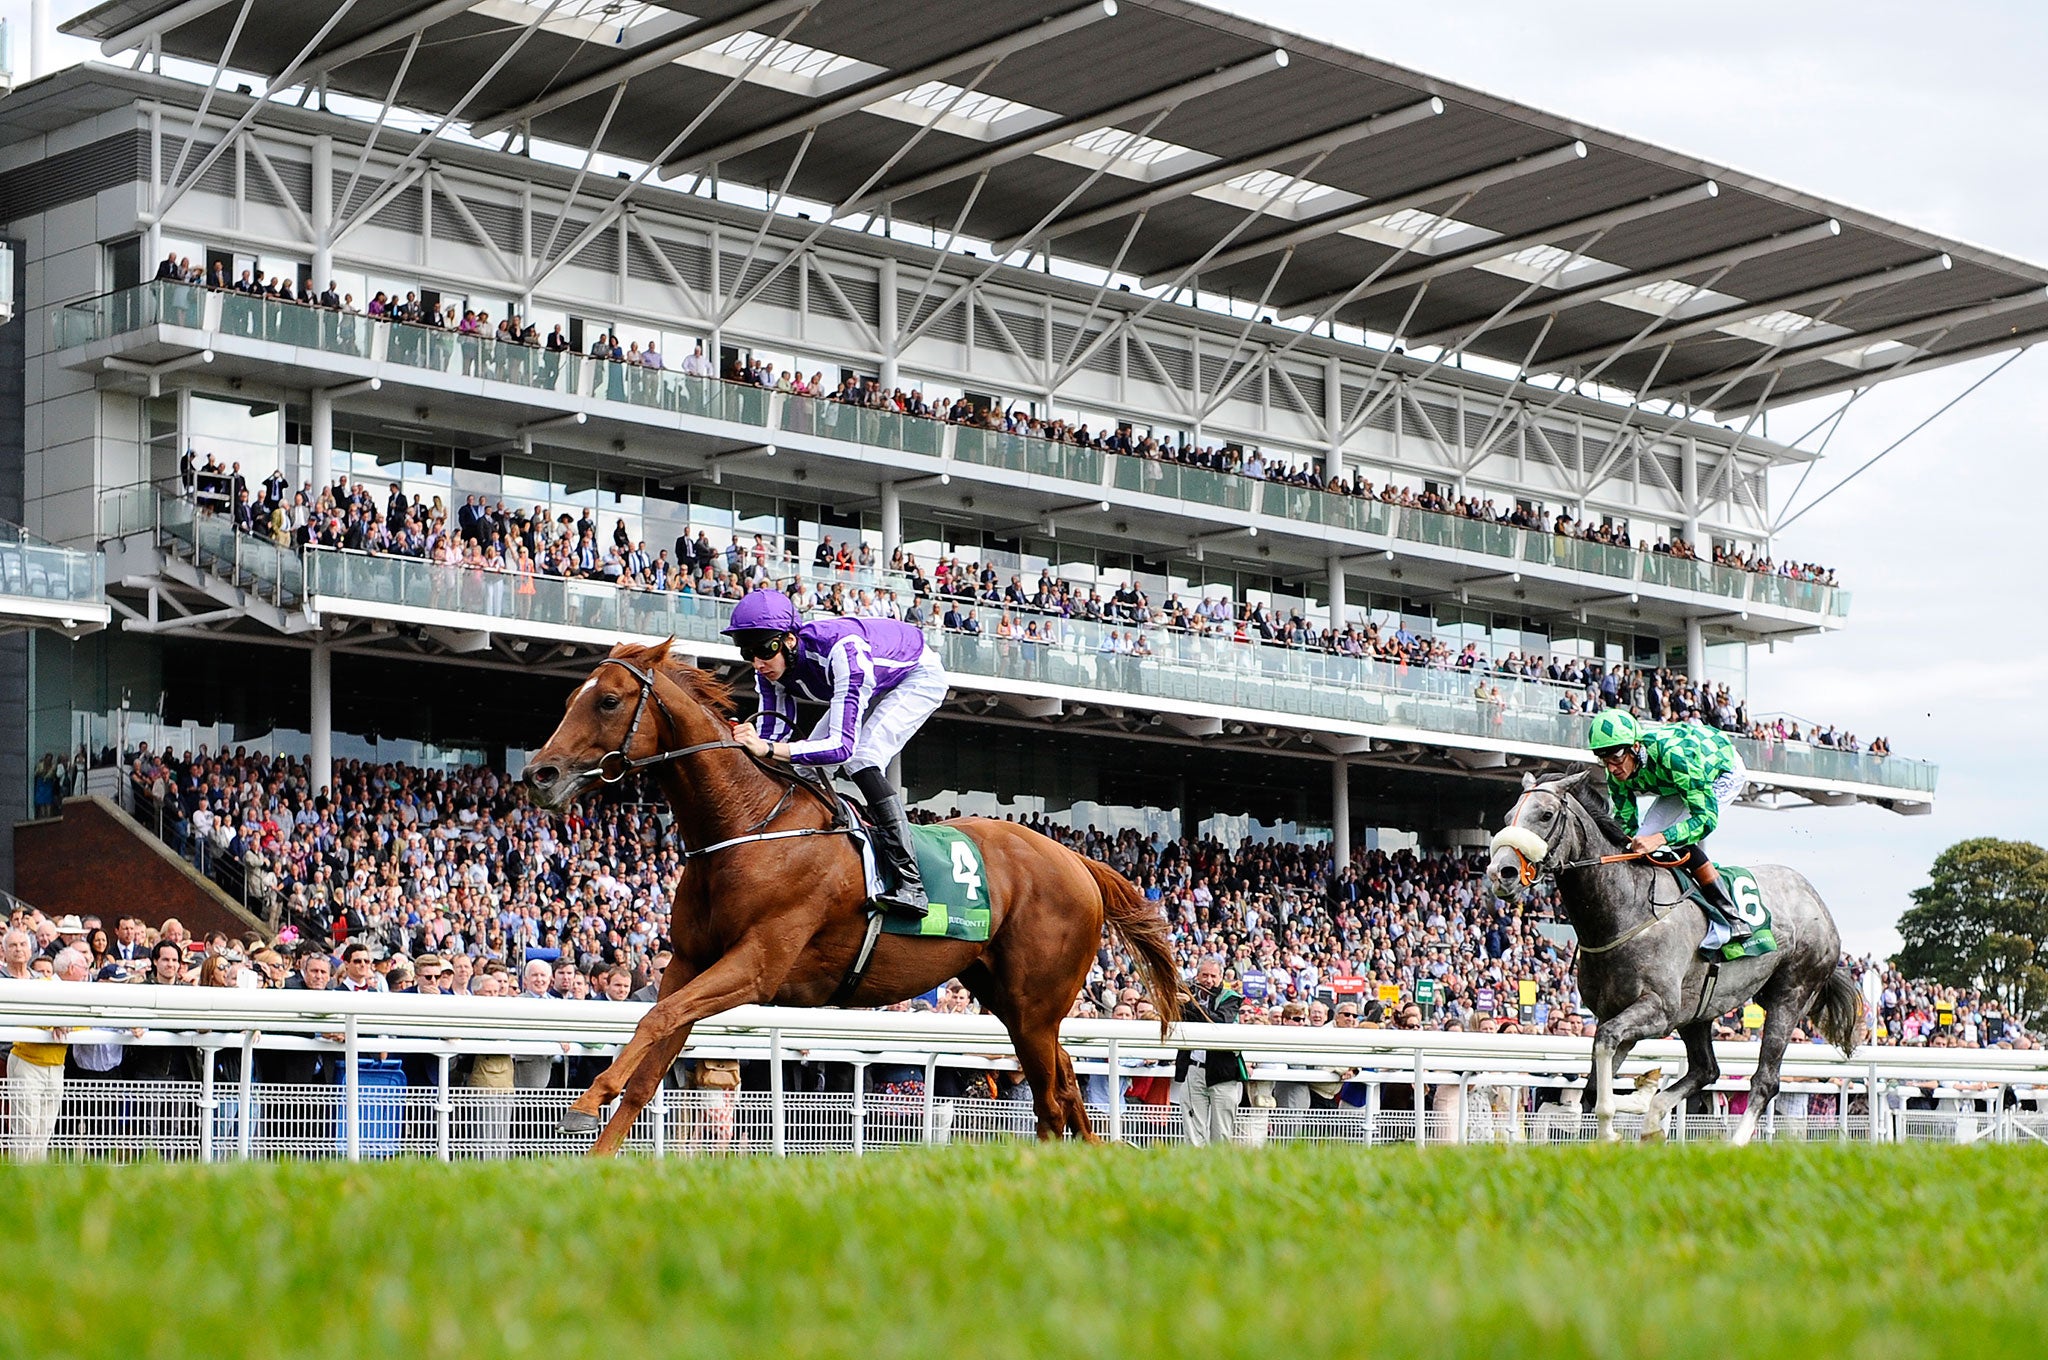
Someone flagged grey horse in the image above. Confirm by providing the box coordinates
[1488,770,1863,1144]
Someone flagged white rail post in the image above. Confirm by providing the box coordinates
[1867,1062,1883,1143]
[435,1054,451,1163]
[922,1057,938,1145]
[198,1042,217,1164]
[1412,1048,1427,1146]
[236,1030,256,1160]
[769,1027,786,1157]
[1364,1076,1379,1147]
[851,1061,867,1156]
[1838,1077,1850,1141]
[343,1014,360,1163]
[1455,1073,1470,1145]
[1107,1039,1124,1144]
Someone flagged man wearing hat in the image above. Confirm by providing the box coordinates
[52,916,88,959]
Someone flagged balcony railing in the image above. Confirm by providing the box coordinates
[0,517,104,609]
[58,282,1849,620]
[298,545,1930,796]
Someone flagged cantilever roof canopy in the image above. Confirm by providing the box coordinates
[68,0,2048,414]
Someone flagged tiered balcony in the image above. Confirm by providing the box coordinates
[297,541,1924,801]
[57,283,1849,623]
[0,519,107,636]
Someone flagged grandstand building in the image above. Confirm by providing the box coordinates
[2,0,2039,888]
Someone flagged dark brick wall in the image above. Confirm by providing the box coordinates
[14,797,266,940]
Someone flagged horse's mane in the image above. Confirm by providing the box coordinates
[1537,771,1632,850]
[611,640,736,720]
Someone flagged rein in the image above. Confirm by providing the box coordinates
[1497,786,1687,954]
[579,657,851,862]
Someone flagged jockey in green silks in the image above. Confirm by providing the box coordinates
[1586,709,1753,940]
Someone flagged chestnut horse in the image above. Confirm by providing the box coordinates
[524,640,1182,1154]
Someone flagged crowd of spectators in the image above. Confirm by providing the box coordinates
[0,739,2025,1156]
[169,459,1894,759]
[73,744,1998,1050]
[151,250,1839,593]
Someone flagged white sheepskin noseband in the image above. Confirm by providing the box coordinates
[1489,825,1549,862]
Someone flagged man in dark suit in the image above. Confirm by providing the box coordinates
[1173,956,1245,1146]
[258,948,335,1086]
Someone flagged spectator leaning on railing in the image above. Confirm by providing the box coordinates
[146,264,1836,593]
[160,457,1890,760]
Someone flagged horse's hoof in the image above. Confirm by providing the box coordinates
[1640,1124,1667,1145]
[558,1108,602,1135]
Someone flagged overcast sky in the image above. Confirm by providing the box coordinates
[9,1,2042,953]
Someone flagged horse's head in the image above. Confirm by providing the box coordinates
[525,640,730,811]
[1487,770,1602,894]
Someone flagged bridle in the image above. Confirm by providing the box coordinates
[573,657,849,862]
[1491,783,1685,954]
[584,658,738,785]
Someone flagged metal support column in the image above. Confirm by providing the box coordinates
[1326,552,1346,632]
[1686,616,1706,685]
[30,0,50,80]
[1330,758,1350,869]
[309,386,334,493]
[1680,436,1700,543]
[879,479,902,561]
[1323,352,1344,483]
[310,641,333,797]
[878,255,899,393]
[311,134,334,288]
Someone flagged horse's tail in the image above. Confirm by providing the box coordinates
[1813,966,1864,1059]
[1083,857,1182,1037]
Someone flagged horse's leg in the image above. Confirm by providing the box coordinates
[961,971,1076,1141]
[1052,1048,1096,1141]
[1732,998,1802,1147]
[1591,998,1673,1142]
[1641,1022,1718,1143]
[586,1023,696,1156]
[569,955,701,1150]
[565,931,799,1133]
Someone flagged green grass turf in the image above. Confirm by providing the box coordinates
[2,1144,2043,1359]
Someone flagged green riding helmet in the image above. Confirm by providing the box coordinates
[1586,709,1643,752]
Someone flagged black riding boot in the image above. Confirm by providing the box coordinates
[1691,869,1745,936]
[854,768,927,919]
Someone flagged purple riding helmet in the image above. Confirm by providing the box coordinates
[722,590,802,638]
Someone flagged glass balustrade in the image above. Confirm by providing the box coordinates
[0,519,104,606]
[297,544,1929,794]
[59,282,1848,618]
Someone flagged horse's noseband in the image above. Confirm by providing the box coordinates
[1491,789,1567,887]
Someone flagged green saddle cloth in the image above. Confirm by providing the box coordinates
[1678,863,1778,960]
[878,823,992,943]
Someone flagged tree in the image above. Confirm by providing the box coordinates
[1896,838,2048,1029]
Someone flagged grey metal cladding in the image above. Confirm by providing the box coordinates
[0,130,148,223]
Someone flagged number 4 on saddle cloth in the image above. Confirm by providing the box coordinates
[1672,862,1777,962]
[847,820,993,943]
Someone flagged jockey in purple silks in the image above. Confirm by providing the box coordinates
[722,589,948,918]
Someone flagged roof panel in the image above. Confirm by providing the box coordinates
[59,0,2048,414]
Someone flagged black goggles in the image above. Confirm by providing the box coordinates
[733,632,788,662]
